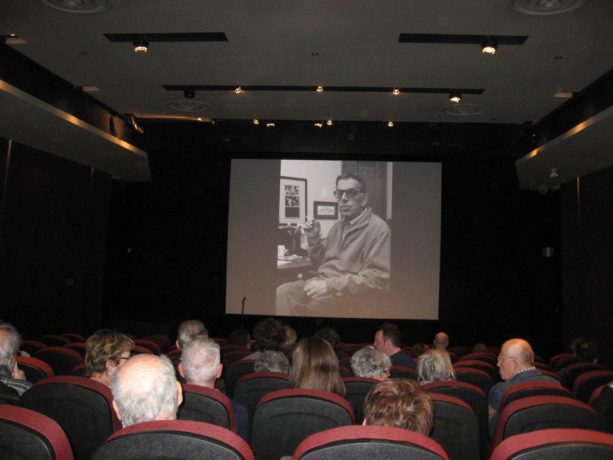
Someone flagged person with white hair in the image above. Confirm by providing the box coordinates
[254,350,290,373]
[110,354,183,427]
[0,322,31,395]
[433,331,449,351]
[350,346,391,380]
[488,338,560,436]
[176,319,208,351]
[417,349,455,384]
[179,336,250,441]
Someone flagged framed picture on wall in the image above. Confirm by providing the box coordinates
[279,176,307,224]
[314,201,338,220]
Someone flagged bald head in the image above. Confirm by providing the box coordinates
[0,323,21,377]
[433,332,449,350]
[498,338,535,381]
[111,354,182,427]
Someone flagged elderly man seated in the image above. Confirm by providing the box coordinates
[362,379,433,435]
[488,338,560,436]
[111,354,183,427]
[0,322,31,396]
[179,336,251,441]
[350,346,391,380]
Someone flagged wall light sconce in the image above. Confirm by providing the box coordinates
[326,119,333,126]
[316,86,324,93]
[266,121,275,128]
[481,38,497,55]
[314,121,324,128]
[449,92,462,103]
[253,119,260,125]
[133,39,149,53]
[392,88,400,96]
[234,86,243,94]
[387,121,394,128]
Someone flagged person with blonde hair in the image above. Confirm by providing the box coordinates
[85,329,134,387]
[417,349,455,384]
[290,337,345,396]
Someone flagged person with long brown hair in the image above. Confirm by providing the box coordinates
[289,337,345,396]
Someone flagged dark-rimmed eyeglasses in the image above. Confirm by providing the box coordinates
[333,188,362,200]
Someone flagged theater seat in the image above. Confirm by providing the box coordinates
[590,384,613,434]
[16,355,55,382]
[492,395,603,449]
[20,375,120,460]
[293,425,449,460]
[234,371,289,416]
[0,403,74,460]
[252,388,354,460]
[388,365,417,379]
[453,367,493,393]
[573,370,613,402]
[454,360,498,383]
[178,384,237,432]
[430,393,479,460]
[490,428,613,460]
[498,381,570,414]
[223,359,255,398]
[342,376,378,423]
[34,346,83,375]
[92,420,254,460]
[458,352,497,366]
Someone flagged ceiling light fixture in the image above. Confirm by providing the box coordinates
[183,88,196,99]
[314,122,324,128]
[133,38,149,53]
[316,86,324,93]
[326,119,333,126]
[481,38,497,55]
[234,86,243,94]
[392,88,400,96]
[253,119,260,125]
[449,92,462,103]
[266,122,275,128]
[387,121,394,128]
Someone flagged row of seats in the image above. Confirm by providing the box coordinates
[2,402,613,460]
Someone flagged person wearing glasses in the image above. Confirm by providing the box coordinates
[85,329,134,387]
[276,172,390,315]
[488,338,560,436]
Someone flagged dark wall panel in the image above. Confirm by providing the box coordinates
[0,138,112,337]
[561,167,613,366]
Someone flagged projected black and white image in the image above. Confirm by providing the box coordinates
[276,160,391,317]
[226,158,441,320]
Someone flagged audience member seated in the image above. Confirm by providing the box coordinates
[407,342,431,359]
[111,354,183,428]
[281,325,298,352]
[313,327,342,357]
[176,320,208,351]
[226,328,252,349]
[373,323,414,368]
[254,350,290,373]
[290,337,345,396]
[417,349,455,384]
[557,338,599,385]
[363,379,433,435]
[433,331,449,351]
[488,338,560,436]
[179,336,250,441]
[350,346,391,380]
[472,343,489,353]
[244,318,286,360]
[85,330,134,387]
[0,322,32,395]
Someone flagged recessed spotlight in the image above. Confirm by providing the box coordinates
[316,86,324,93]
[550,168,559,179]
[183,88,196,99]
[314,122,324,128]
[133,39,148,53]
[387,121,394,128]
[266,122,275,128]
[234,86,243,94]
[197,117,203,122]
[449,92,462,103]
[253,119,260,125]
[481,38,497,55]
[326,119,333,126]
[553,91,573,99]
[392,88,400,96]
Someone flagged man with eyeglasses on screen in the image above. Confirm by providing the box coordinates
[276,173,390,316]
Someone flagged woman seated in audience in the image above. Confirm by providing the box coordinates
[350,346,391,380]
[85,329,134,387]
[363,379,433,435]
[289,337,345,396]
[417,349,455,384]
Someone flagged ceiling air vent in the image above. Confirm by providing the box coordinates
[443,104,484,117]
[38,0,111,13]
[167,100,212,113]
[510,0,589,15]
